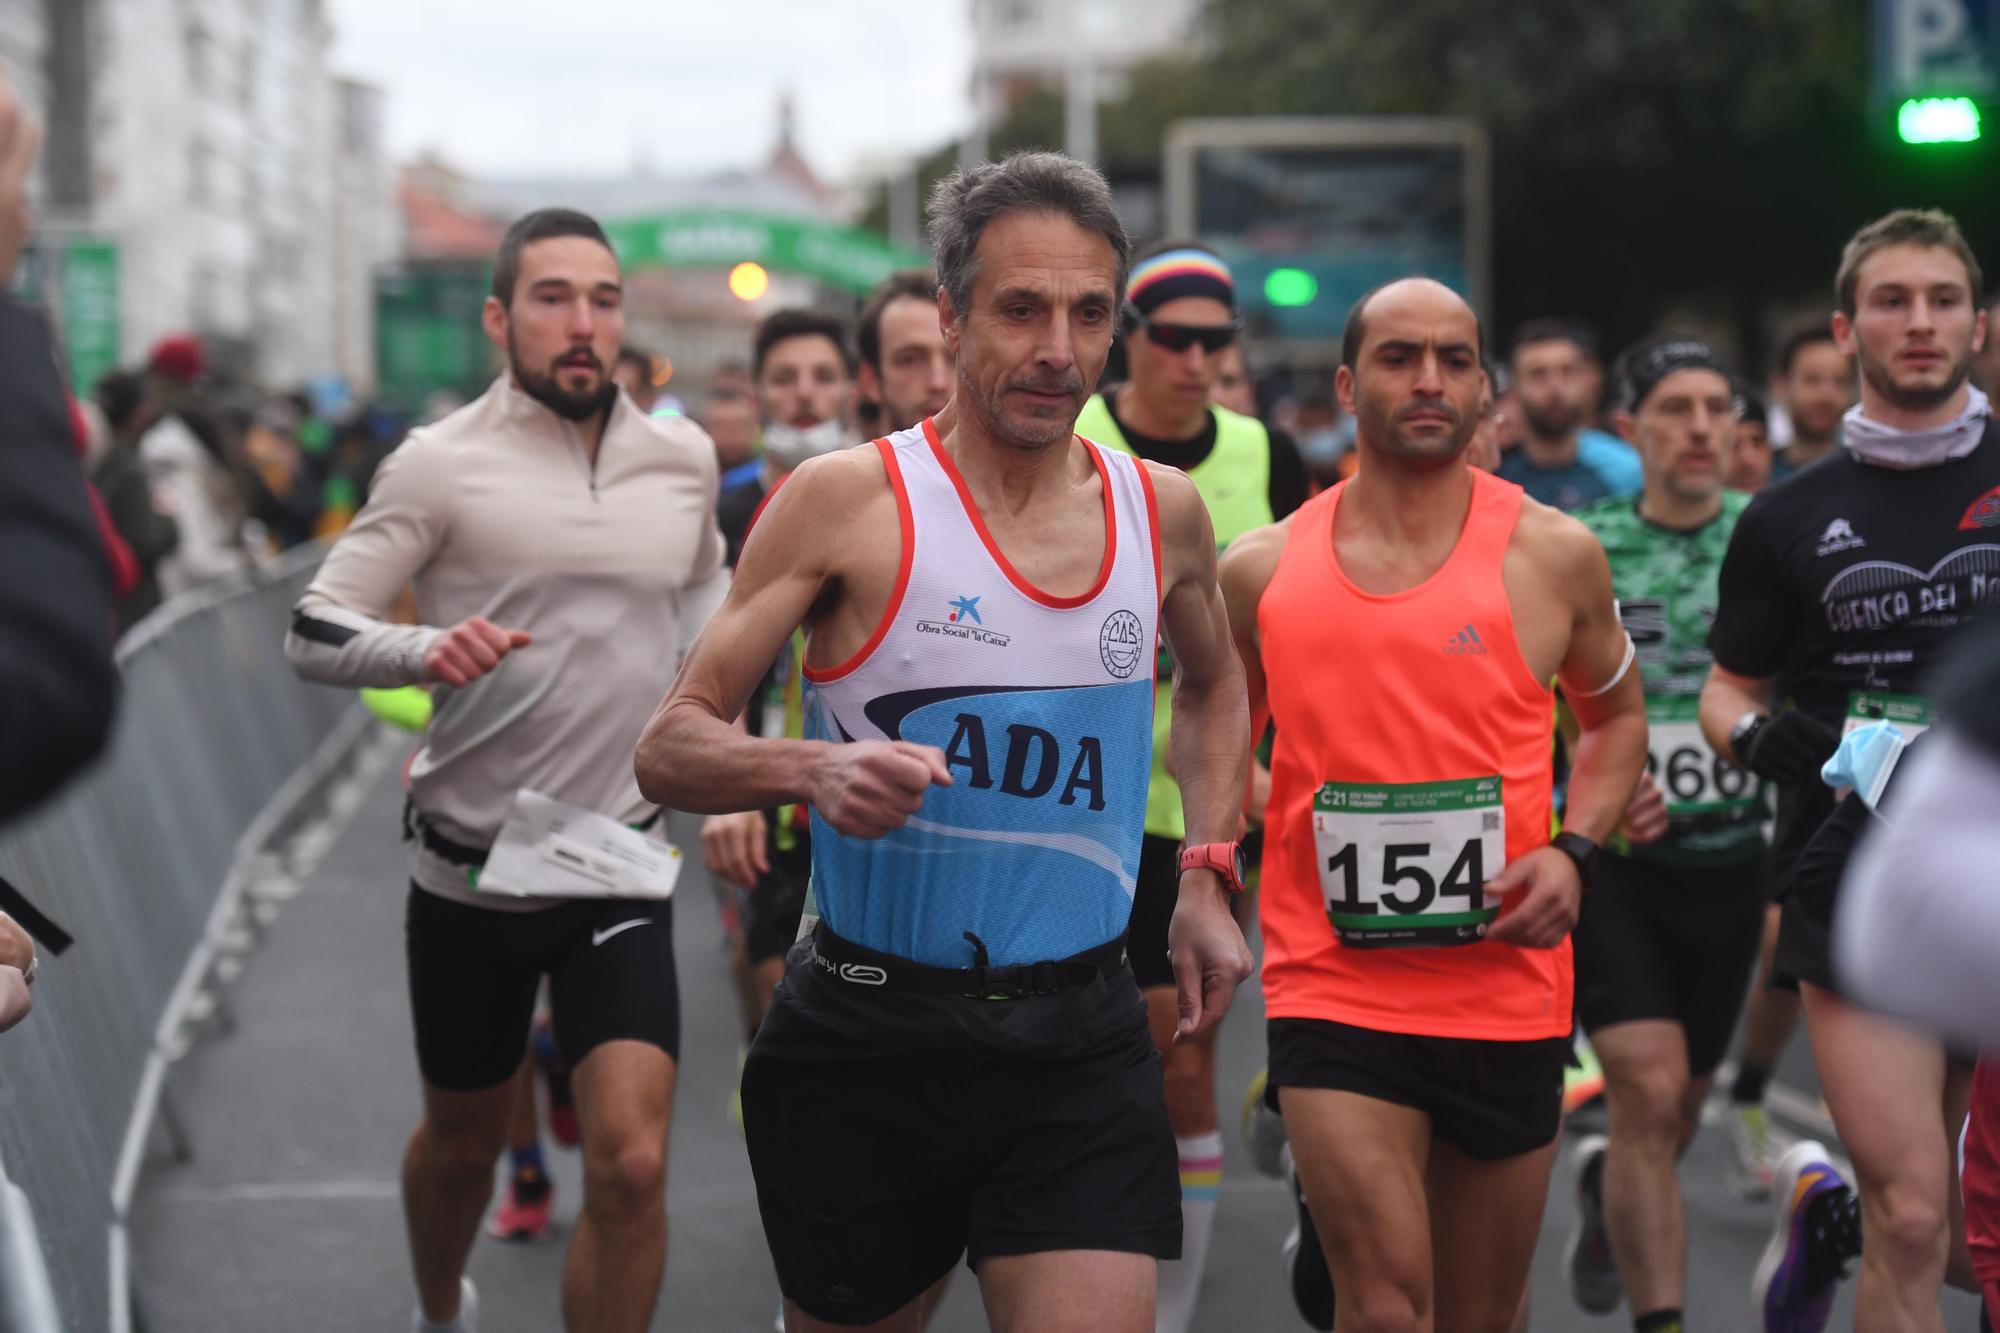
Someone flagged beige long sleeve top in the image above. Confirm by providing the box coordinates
[286,376,728,907]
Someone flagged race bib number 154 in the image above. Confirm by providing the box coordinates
[1312,777,1504,950]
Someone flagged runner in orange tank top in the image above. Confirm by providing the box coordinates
[1219,278,1648,1333]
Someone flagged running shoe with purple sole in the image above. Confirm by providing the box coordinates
[1752,1140,1854,1333]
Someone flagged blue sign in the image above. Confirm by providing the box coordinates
[1874,0,2000,100]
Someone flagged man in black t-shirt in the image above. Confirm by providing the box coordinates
[1701,208,1995,1333]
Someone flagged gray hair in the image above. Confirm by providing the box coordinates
[927,151,1131,317]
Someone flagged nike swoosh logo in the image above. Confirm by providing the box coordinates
[591,918,651,947]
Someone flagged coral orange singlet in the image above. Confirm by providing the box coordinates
[1258,470,1569,1042]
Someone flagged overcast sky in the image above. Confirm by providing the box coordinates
[326,0,975,183]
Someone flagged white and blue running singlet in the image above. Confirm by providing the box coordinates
[803,419,1162,969]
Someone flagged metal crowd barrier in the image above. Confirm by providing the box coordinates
[0,543,374,1332]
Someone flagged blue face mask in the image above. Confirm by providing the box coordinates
[1820,719,1910,809]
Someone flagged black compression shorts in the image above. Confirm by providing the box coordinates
[1572,852,1768,1077]
[742,939,1179,1325]
[405,884,680,1091]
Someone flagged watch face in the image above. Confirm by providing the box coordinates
[1231,845,1248,889]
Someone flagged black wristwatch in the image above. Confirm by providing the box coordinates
[1728,711,1768,764]
[1549,832,1601,889]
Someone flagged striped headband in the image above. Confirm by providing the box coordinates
[1126,248,1236,317]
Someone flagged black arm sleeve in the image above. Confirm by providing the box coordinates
[1705,496,1795,679]
[1265,426,1311,520]
[0,298,118,824]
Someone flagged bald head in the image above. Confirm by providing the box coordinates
[1336,277,1488,470]
[1342,278,1482,369]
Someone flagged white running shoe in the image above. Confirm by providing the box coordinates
[411,1277,477,1333]
[1727,1102,1777,1201]
[1750,1140,1850,1332]
[1242,1066,1288,1179]
[1562,1134,1622,1314]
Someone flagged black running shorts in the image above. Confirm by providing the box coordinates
[1572,852,1768,1077]
[404,884,680,1092]
[741,939,1180,1325]
[739,821,812,967]
[1126,830,1259,990]
[1772,789,1876,995]
[1267,1016,1568,1161]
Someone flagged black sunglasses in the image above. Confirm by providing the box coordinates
[1140,319,1240,354]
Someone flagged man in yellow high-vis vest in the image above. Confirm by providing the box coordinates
[1076,240,1310,1333]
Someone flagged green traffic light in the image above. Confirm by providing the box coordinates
[1898,97,1981,144]
[1264,268,1318,307]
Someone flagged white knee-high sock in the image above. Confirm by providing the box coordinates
[1156,1129,1224,1333]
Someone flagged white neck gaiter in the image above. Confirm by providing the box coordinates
[1841,385,1990,470]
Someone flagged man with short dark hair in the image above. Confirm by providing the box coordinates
[1701,206,1994,1331]
[858,268,952,434]
[638,149,1255,1333]
[614,345,660,414]
[286,206,728,1333]
[1560,337,1772,1332]
[699,392,760,479]
[1768,323,1856,481]
[700,309,859,1052]
[1072,238,1308,1332]
[1500,319,1643,511]
[1226,277,1646,1333]
[1728,382,1775,493]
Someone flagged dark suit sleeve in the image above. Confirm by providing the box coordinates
[0,297,118,823]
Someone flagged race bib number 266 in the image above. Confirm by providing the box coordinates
[1312,777,1504,950]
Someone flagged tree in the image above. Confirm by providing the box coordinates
[881,0,1999,366]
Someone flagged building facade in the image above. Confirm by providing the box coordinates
[0,0,395,392]
[968,0,1201,130]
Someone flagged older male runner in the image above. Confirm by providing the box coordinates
[1561,336,1772,1333]
[636,150,1255,1333]
[287,208,727,1333]
[1221,277,1647,1333]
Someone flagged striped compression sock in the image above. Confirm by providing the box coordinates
[1156,1129,1225,1333]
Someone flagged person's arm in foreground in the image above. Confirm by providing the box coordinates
[634,449,949,833]
[0,912,33,1032]
[1488,516,1647,947]
[1148,464,1256,1042]
[0,85,117,824]
[1837,614,2000,1046]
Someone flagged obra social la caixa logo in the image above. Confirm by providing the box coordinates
[1099,610,1144,678]
[915,595,1011,647]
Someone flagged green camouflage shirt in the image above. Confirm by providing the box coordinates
[1574,490,1768,866]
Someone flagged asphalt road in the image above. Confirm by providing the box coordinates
[130,760,1980,1330]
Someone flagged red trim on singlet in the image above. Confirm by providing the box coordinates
[1130,452,1163,608]
[920,417,1116,609]
[802,437,911,684]
[746,476,783,538]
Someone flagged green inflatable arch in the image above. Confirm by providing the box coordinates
[601,211,927,295]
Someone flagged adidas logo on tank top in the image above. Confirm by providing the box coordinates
[801,421,1163,969]
[1444,623,1487,655]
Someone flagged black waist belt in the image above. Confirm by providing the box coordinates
[402,799,661,869]
[808,923,1127,999]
